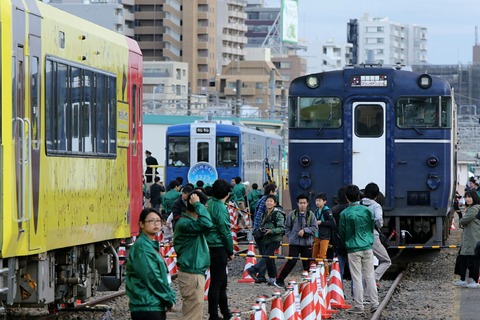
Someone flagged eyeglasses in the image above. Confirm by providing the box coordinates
[145,219,162,224]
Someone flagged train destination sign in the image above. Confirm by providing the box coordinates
[196,127,210,134]
[351,75,388,87]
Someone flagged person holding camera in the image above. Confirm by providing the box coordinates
[274,193,317,289]
[247,195,285,285]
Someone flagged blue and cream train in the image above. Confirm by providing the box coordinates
[165,120,283,192]
[287,65,456,247]
[0,0,143,311]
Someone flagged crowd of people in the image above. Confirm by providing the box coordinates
[127,150,398,318]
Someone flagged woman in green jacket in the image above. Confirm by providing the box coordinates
[126,208,176,320]
[454,190,480,288]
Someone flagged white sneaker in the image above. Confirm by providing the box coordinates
[466,278,475,284]
[465,282,480,288]
[454,279,467,287]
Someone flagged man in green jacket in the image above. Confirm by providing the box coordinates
[174,190,212,320]
[206,179,234,320]
[162,180,181,216]
[339,184,378,315]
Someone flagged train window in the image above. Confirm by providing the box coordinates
[290,97,342,128]
[168,136,190,166]
[396,97,452,129]
[83,70,94,153]
[45,58,117,157]
[355,105,383,137]
[31,56,40,150]
[108,77,117,153]
[217,136,239,167]
[197,142,209,162]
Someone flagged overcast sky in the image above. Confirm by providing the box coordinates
[264,0,480,68]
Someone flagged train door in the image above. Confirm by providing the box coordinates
[352,102,386,193]
[13,44,32,227]
[128,47,143,236]
[28,28,42,250]
[190,123,216,166]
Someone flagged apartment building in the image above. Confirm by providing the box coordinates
[347,14,428,66]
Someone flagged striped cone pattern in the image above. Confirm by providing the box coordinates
[256,296,267,320]
[283,286,299,320]
[250,304,264,320]
[287,279,301,317]
[238,242,257,283]
[317,262,333,318]
[229,202,236,227]
[204,268,211,301]
[165,245,178,276]
[232,228,240,253]
[300,277,315,320]
[269,291,284,320]
[328,259,351,309]
[308,268,320,319]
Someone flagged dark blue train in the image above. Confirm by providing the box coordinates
[287,65,456,246]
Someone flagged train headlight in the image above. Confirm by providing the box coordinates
[427,156,439,167]
[417,74,432,89]
[300,155,311,167]
[426,174,440,190]
[306,76,319,89]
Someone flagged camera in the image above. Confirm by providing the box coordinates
[260,228,267,235]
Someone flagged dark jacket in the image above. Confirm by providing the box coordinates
[145,156,159,183]
[259,207,285,243]
[331,202,349,255]
[171,196,187,229]
[150,182,165,206]
[174,202,213,274]
[126,232,176,312]
[313,205,335,240]
[284,209,318,246]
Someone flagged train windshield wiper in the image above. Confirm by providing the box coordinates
[317,112,333,136]
[404,117,423,135]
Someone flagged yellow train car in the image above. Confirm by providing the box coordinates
[0,0,143,310]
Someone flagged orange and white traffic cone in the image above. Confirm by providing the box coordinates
[328,258,351,309]
[118,240,126,266]
[283,285,299,320]
[232,310,242,320]
[238,242,257,283]
[317,262,334,318]
[308,267,320,319]
[269,290,284,320]
[287,279,301,318]
[256,296,267,320]
[165,245,178,277]
[250,304,263,320]
[204,268,211,301]
[300,276,315,320]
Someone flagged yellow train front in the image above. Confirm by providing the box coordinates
[0,0,143,310]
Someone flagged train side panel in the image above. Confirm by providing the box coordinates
[0,0,143,307]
